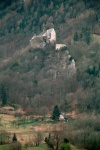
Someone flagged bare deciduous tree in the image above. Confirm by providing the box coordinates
[51,130,63,150]
[34,131,43,146]
[0,130,10,145]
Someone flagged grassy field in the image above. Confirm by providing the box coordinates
[22,143,51,150]
[0,110,52,150]
[0,143,51,150]
[0,106,85,150]
[92,34,100,44]
[0,106,56,149]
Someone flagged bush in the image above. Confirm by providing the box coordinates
[10,62,19,70]
[14,113,22,118]
[60,143,73,150]
[9,104,19,111]
[45,133,54,149]
[9,142,22,150]
[60,46,68,51]
[24,142,29,148]
[8,109,13,111]
[45,137,48,143]
[64,138,69,144]
[35,117,39,122]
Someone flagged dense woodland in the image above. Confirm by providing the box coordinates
[1,1,100,150]
[0,0,100,115]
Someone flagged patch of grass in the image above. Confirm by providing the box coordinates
[9,120,51,127]
[0,144,10,150]
[39,143,50,150]
[23,147,45,150]
[22,144,51,150]
[92,34,100,43]
[66,120,75,124]
[0,112,7,115]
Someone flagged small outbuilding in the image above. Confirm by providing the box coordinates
[59,112,68,122]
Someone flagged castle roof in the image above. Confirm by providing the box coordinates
[37,28,54,37]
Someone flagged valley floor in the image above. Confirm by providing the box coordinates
[0,105,86,150]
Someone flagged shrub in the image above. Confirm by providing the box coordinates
[24,142,29,148]
[69,56,73,61]
[64,138,69,144]
[14,113,22,118]
[9,142,22,150]
[35,117,39,122]
[34,80,38,86]
[60,143,72,150]
[60,46,68,51]
[82,27,91,44]
[45,137,48,143]
[10,62,19,70]
[9,104,19,110]
[45,133,54,149]
[8,109,13,111]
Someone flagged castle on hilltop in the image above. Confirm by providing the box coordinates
[30,28,76,75]
[30,28,66,50]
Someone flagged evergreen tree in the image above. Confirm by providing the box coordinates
[85,30,90,45]
[82,27,90,44]
[73,31,79,41]
[52,105,60,121]
[2,92,7,105]
[12,133,17,142]
[1,86,7,106]
[64,138,69,144]
[80,32,83,38]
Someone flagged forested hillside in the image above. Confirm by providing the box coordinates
[0,0,100,58]
[0,0,100,115]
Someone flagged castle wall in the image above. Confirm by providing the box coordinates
[30,36,46,49]
[49,29,56,42]
[56,44,66,50]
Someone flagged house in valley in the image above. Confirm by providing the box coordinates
[59,112,68,122]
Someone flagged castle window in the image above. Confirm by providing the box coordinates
[48,33,51,39]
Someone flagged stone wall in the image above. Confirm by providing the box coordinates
[56,44,66,50]
[30,36,46,49]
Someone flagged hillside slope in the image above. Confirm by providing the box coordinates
[0,0,100,59]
